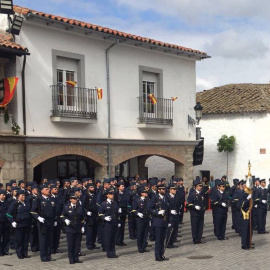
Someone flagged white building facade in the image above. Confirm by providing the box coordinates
[0,5,209,184]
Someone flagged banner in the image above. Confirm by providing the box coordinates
[0,77,19,107]
[171,96,178,101]
[65,81,77,87]
[97,88,103,100]
[148,93,157,104]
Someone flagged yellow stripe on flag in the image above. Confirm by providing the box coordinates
[148,93,157,104]
[66,81,77,87]
[97,88,103,100]
[171,96,178,101]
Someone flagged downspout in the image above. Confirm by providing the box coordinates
[106,40,118,177]
[22,55,27,181]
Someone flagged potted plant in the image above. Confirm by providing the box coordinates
[11,122,20,135]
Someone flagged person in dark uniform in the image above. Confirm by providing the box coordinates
[0,190,11,256]
[127,182,138,240]
[5,183,11,201]
[31,185,56,262]
[6,189,31,259]
[98,188,120,259]
[254,179,269,234]
[59,179,70,204]
[148,184,170,261]
[50,184,63,254]
[211,180,229,240]
[148,179,157,242]
[61,193,84,264]
[187,179,205,244]
[176,178,185,225]
[131,187,151,253]
[84,183,99,250]
[25,184,39,252]
[115,181,128,246]
[209,179,219,236]
[252,178,260,230]
[166,184,180,248]
[229,179,240,233]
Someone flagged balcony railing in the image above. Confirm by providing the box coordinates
[51,85,97,119]
[138,96,173,125]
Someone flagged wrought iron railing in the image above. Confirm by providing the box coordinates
[138,96,173,125]
[51,85,97,119]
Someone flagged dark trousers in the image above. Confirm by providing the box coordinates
[0,222,10,255]
[154,227,167,259]
[238,211,243,236]
[104,221,117,258]
[212,208,217,236]
[179,203,185,223]
[30,223,39,252]
[97,222,103,244]
[215,212,227,239]
[257,207,267,233]
[149,221,155,241]
[38,224,53,261]
[128,216,137,239]
[15,227,30,258]
[116,217,126,244]
[253,207,258,229]
[66,232,81,263]
[241,218,252,248]
[167,220,178,246]
[86,222,98,249]
[52,223,62,252]
[231,207,239,232]
[190,214,204,243]
[136,218,149,252]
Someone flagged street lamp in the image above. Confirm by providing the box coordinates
[0,0,14,15]
[188,102,203,125]
[7,15,24,35]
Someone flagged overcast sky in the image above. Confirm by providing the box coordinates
[14,0,270,91]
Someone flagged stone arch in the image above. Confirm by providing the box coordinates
[112,146,185,166]
[29,146,107,168]
[0,157,5,168]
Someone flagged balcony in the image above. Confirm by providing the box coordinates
[137,96,173,129]
[50,85,97,124]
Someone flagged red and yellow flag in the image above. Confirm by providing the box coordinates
[0,77,19,107]
[148,93,157,104]
[97,88,103,100]
[171,96,178,101]
[65,81,77,87]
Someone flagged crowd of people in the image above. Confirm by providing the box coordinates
[0,174,268,264]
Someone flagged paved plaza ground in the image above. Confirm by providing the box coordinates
[1,210,270,270]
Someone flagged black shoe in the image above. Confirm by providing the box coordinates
[113,255,119,258]
[78,252,86,256]
[144,249,150,252]
[75,260,83,263]
[70,262,75,264]
[41,259,50,262]
[130,237,136,240]
[194,241,200,244]
[54,249,63,253]
[94,246,100,249]
[4,252,12,256]
[24,255,31,258]
[168,244,178,248]
[174,240,181,243]
[155,257,163,262]
[162,256,169,261]
[116,243,127,246]
[87,247,94,250]
[264,231,270,234]
[146,244,152,247]
[48,258,56,261]
[139,251,144,253]
[18,256,24,259]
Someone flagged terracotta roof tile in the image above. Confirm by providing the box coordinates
[0,34,28,53]
[196,84,270,115]
[13,5,207,56]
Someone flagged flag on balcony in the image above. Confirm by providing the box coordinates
[148,93,157,104]
[0,77,19,107]
[171,96,178,101]
[97,88,103,100]
[66,81,77,87]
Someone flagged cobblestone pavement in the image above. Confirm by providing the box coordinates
[1,210,270,270]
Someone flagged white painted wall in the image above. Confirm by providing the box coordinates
[193,113,270,185]
[9,19,198,141]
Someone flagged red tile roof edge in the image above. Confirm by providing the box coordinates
[13,5,207,56]
[0,33,28,52]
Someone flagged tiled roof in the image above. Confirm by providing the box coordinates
[0,33,28,53]
[13,5,207,57]
[196,84,270,115]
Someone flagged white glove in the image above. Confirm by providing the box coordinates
[12,222,17,228]
[247,194,252,200]
[54,221,57,227]
[168,223,171,227]
[104,216,112,222]
[158,210,165,215]
[87,211,92,216]
[65,219,71,226]
[118,208,122,213]
[82,227,85,233]
[262,200,267,204]
[118,224,121,228]
[149,221,151,226]
[221,203,227,207]
[195,206,201,210]
[38,216,45,223]
[170,210,177,215]
[254,204,258,208]
[137,212,143,218]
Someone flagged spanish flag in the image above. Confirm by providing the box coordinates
[171,97,178,101]
[66,81,77,87]
[97,88,103,100]
[148,93,157,104]
[0,77,19,107]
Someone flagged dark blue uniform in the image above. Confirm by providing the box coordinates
[209,186,218,236]
[176,186,185,223]
[31,196,56,261]
[148,194,169,260]
[187,190,205,244]
[0,199,10,256]
[61,203,84,263]
[231,187,242,234]
[98,199,119,258]
[212,190,228,240]
[7,200,31,258]
[127,190,138,240]
[132,197,151,252]
[254,187,268,234]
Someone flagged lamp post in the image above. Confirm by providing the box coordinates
[188,102,203,126]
